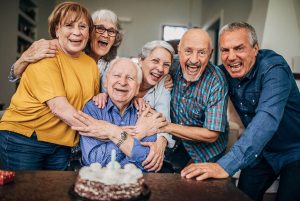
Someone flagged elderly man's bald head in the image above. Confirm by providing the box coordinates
[178,28,212,51]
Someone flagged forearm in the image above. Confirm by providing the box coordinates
[107,127,135,157]
[218,110,280,176]
[162,123,220,143]
[13,56,30,78]
[47,97,85,127]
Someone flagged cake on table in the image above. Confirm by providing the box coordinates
[74,162,146,201]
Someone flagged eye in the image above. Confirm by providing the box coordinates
[151,59,159,64]
[220,48,229,54]
[79,24,87,29]
[184,49,193,55]
[113,74,121,78]
[235,46,244,52]
[64,23,73,28]
[198,50,207,56]
[107,28,117,34]
[163,63,171,68]
[128,76,134,81]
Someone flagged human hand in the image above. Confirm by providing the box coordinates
[92,93,108,108]
[163,74,173,91]
[181,163,229,180]
[72,111,117,140]
[22,39,59,63]
[133,97,147,112]
[135,107,168,138]
[142,136,167,172]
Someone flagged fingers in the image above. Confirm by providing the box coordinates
[142,143,154,166]
[196,172,209,181]
[92,93,107,108]
[74,111,94,126]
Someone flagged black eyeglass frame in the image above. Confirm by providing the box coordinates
[93,25,118,37]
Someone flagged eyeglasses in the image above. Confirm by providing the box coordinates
[94,25,118,37]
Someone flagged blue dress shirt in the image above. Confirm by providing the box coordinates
[80,99,156,171]
[218,49,300,175]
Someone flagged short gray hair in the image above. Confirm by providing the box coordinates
[139,40,175,62]
[108,57,143,84]
[219,22,258,47]
[91,9,123,61]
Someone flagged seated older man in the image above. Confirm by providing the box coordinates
[72,58,167,171]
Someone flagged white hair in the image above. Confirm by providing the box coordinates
[108,57,143,84]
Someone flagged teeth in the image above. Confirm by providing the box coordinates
[229,63,241,67]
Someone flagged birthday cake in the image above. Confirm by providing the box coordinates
[74,162,145,201]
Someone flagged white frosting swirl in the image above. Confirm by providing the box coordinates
[79,162,143,185]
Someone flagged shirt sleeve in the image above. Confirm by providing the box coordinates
[204,71,228,132]
[153,77,175,148]
[218,65,292,175]
[23,59,66,103]
[124,135,156,171]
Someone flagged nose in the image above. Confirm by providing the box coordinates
[228,50,237,61]
[101,29,109,37]
[190,51,199,63]
[119,76,127,86]
[72,25,81,35]
[157,63,164,73]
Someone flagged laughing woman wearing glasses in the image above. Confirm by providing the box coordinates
[8,9,123,92]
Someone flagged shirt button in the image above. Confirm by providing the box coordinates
[238,85,241,88]
[120,121,125,125]
[255,154,258,158]
[245,114,248,117]
[180,110,183,113]
[240,102,243,105]
[180,122,183,125]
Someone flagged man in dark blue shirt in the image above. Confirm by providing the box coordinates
[181,22,300,201]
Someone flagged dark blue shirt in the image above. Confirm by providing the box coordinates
[80,99,156,172]
[218,49,300,175]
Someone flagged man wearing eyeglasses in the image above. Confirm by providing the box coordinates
[160,28,229,171]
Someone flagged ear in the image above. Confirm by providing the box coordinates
[135,84,140,96]
[55,26,60,38]
[253,43,259,56]
[209,49,214,60]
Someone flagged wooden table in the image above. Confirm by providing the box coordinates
[0,171,252,201]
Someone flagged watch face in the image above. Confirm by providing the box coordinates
[121,131,128,140]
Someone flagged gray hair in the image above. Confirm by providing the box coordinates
[139,40,175,62]
[219,22,258,47]
[91,9,123,61]
[108,57,143,84]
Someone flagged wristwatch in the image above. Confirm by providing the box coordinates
[116,131,128,147]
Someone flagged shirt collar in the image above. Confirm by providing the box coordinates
[106,98,136,113]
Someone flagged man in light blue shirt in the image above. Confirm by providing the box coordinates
[72,58,165,171]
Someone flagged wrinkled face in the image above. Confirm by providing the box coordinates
[91,19,117,59]
[56,15,89,57]
[105,60,139,110]
[140,47,172,87]
[220,29,259,79]
[178,29,212,82]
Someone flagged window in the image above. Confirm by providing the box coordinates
[162,25,187,41]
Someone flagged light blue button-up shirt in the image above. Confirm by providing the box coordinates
[80,99,156,172]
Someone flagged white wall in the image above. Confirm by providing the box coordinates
[247,0,269,45]
[56,0,202,58]
[261,0,300,67]
[0,0,18,108]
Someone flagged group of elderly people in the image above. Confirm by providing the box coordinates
[0,2,299,201]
